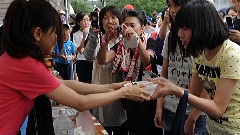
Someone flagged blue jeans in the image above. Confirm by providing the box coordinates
[163,108,208,135]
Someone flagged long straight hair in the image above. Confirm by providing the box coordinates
[166,0,189,56]
[2,0,63,64]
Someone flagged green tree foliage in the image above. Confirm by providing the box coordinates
[71,0,167,17]
[107,0,167,16]
[70,0,93,14]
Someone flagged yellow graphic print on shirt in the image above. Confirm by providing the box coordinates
[193,39,240,135]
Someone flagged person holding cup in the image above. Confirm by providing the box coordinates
[150,0,240,134]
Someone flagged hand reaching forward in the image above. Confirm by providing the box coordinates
[147,77,184,99]
[105,81,130,91]
[121,83,150,102]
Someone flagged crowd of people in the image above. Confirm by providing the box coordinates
[0,0,240,135]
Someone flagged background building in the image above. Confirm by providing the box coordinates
[214,0,233,11]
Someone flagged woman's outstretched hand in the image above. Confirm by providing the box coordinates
[121,83,150,102]
[147,77,184,99]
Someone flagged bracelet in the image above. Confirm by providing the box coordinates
[182,90,189,102]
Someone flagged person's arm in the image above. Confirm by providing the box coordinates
[97,41,116,65]
[50,45,66,60]
[154,97,164,128]
[50,53,66,60]
[159,8,170,41]
[77,28,89,53]
[184,90,208,135]
[97,29,118,65]
[72,52,76,60]
[188,78,235,118]
[154,56,168,128]
[61,80,121,94]
[138,39,151,66]
[161,58,169,79]
[152,77,236,118]
[45,82,150,112]
[70,42,76,60]
[184,74,207,135]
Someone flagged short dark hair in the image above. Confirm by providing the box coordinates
[75,12,89,31]
[71,12,89,37]
[99,6,122,34]
[175,0,228,57]
[152,11,158,17]
[75,12,89,23]
[226,6,237,15]
[166,0,189,7]
[123,9,146,26]
[2,0,63,63]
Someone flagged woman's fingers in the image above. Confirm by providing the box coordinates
[124,84,151,101]
[150,83,166,99]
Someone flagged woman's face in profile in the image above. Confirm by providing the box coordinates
[178,27,192,48]
[168,0,182,21]
[123,16,143,36]
[37,27,57,54]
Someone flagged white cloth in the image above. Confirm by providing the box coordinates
[162,31,193,114]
